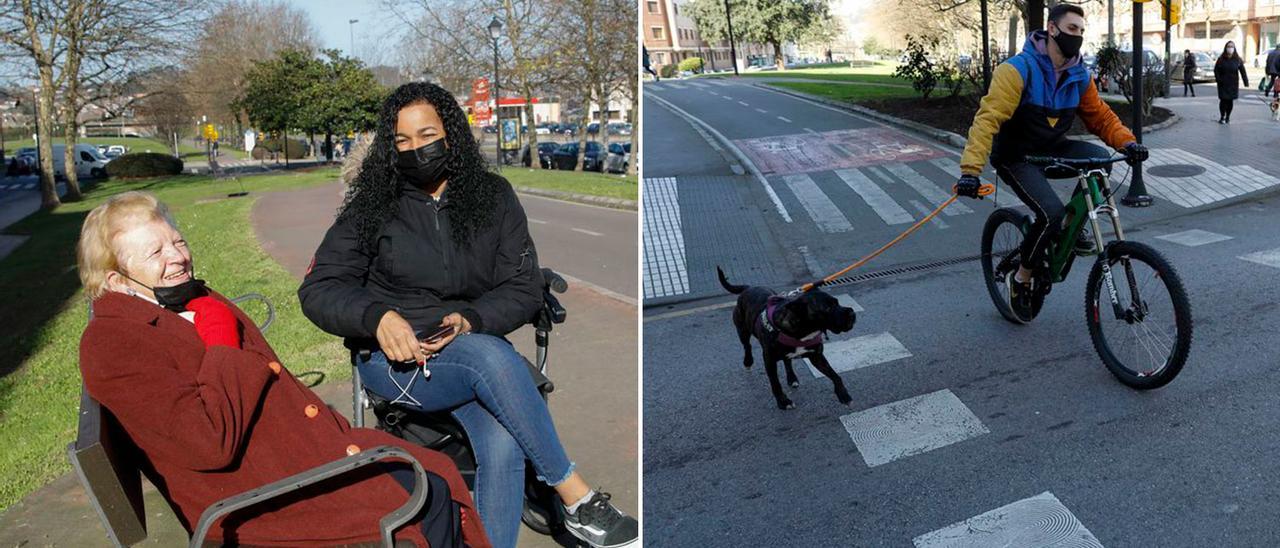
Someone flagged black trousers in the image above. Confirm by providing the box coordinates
[1219,99,1235,119]
[993,139,1111,269]
[1182,79,1195,96]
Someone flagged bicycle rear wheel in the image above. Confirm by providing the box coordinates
[981,208,1043,324]
[1085,241,1193,389]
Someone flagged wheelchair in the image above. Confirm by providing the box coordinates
[349,268,570,538]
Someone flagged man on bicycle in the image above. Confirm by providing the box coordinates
[955,3,1148,318]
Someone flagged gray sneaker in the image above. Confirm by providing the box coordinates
[563,491,638,548]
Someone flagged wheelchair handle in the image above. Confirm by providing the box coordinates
[542,267,567,294]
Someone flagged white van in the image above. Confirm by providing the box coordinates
[51,143,110,180]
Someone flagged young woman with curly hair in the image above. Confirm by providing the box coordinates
[298,82,637,548]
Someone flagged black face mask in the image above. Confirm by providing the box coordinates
[124,273,208,312]
[396,139,450,190]
[1051,27,1084,60]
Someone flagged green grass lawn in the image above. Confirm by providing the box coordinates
[504,167,637,202]
[768,81,920,103]
[4,136,251,161]
[0,168,346,511]
[731,61,911,86]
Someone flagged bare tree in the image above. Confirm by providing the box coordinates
[183,0,317,146]
[134,68,192,157]
[0,0,72,208]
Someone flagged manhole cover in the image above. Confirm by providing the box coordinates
[1148,164,1206,177]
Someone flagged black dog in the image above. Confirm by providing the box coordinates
[718,267,857,410]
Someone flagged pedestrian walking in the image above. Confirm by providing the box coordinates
[1265,42,1280,98]
[643,46,660,82]
[1214,41,1248,124]
[1181,50,1197,97]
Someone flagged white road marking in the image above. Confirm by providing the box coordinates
[571,227,604,236]
[782,173,853,232]
[797,245,824,278]
[722,95,734,100]
[834,168,914,225]
[910,200,949,229]
[755,108,768,114]
[1155,229,1232,247]
[807,332,911,377]
[839,389,988,468]
[528,218,549,225]
[777,116,793,123]
[883,163,973,215]
[1239,247,1280,269]
[913,492,1104,548]
[646,93,793,222]
[642,177,689,299]
[738,101,750,106]
[804,128,819,134]
[836,293,865,312]
[667,83,687,90]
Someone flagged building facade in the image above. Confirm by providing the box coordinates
[642,0,778,72]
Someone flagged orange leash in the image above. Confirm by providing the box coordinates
[796,183,996,293]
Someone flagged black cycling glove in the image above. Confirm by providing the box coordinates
[1123,142,1149,163]
[955,174,982,199]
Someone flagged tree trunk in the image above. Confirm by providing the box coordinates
[523,96,539,169]
[575,90,591,172]
[35,69,60,210]
[324,131,333,163]
[773,41,785,71]
[62,113,85,201]
[627,102,637,177]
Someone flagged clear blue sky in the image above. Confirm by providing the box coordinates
[284,0,401,60]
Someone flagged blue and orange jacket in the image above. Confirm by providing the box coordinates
[960,31,1136,176]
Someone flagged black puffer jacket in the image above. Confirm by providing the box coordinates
[298,179,542,346]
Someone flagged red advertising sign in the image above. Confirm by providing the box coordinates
[472,77,492,124]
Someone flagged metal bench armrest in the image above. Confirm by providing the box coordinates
[229,293,275,333]
[188,446,430,548]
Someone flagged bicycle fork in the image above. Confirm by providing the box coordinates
[1082,172,1145,322]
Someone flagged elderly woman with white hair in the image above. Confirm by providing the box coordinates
[75,190,491,547]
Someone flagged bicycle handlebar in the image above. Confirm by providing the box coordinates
[1023,154,1129,170]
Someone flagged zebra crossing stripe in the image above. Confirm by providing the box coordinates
[882,163,973,215]
[839,389,988,468]
[807,331,911,378]
[782,174,853,233]
[1239,247,1280,269]
[836,293,864,312]
[1156,229,1232,247]
[913,492,1103,548]
[927,157,963,176]
[833,168,914,225]
[668,83,687,90]
[910,200,948,229]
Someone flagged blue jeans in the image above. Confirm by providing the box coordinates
[355,333,575,548]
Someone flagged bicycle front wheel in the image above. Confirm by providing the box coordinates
[1085,241,1193,389]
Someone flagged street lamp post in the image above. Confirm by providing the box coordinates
[1122,1,1153,207]
[488,15,503,172]
[348,19,359,56]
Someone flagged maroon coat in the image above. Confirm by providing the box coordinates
[79,291,491,547]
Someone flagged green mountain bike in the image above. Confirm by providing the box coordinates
[980,154,1193,389]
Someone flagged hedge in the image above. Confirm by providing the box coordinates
[105,152,184,179]
[252,137,309,160]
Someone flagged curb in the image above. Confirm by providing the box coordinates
[757,83,1182,151]
[512,185,637,211]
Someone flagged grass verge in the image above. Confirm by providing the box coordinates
[731,62,910,86]
[0,168,345,511]
[769,81,920,102]
[503,167,637,201]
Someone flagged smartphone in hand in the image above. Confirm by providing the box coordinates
[421,325,455,345]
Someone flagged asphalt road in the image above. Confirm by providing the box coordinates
[643,188,1280,547]
[642,76,1280,546]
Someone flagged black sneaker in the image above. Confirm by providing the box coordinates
[1007,272,1034,320]
[563,491,638,548]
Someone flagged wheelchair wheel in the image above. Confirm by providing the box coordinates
[521,468,563,536]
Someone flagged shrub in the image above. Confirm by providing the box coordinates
[1096,43,1168,117]
[678,56,704,73]
[894,35,945,100]
[105,152,184,178]
[659,64,678,79]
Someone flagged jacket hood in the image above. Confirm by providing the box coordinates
[1026,29,1082,71]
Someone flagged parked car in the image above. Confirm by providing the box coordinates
[51,143,110,180]
[552,141,604,171]
[607,123,632,136]
[560,124,579,137]
[1171,51,1215,82]
[586,122,601,136]
[482,125,498,134]
[107,145,127,155]
[522,142,560,169]
[604,142,630,174]
[104,149,124,160]
[534,123,553,135]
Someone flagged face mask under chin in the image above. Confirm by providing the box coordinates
[123,272,208,311]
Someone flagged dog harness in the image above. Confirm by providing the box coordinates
[758,296,823,348]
